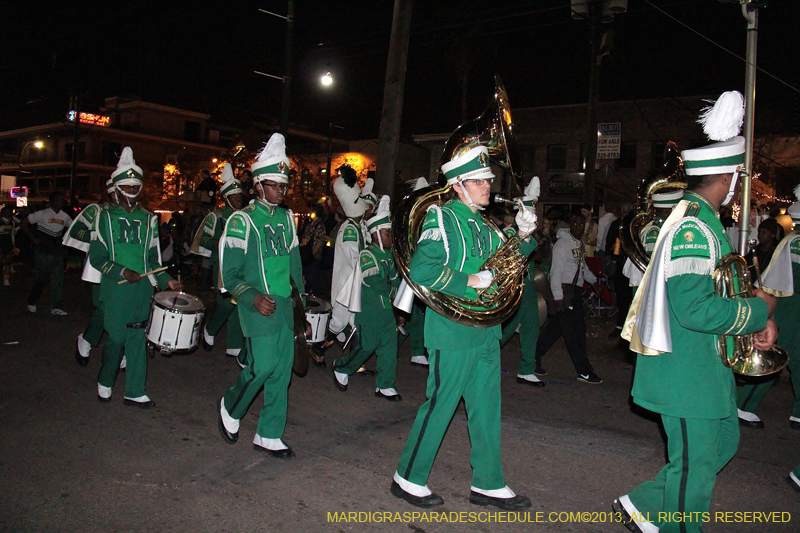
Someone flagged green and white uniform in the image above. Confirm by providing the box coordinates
[219,199,304,441]
[627,191,769,533]
[737,231,800,421]
[90,204,172,398]
[199,206,246,361]
[63,203,106,348]
[395,199,535,493]
[499,226,539,376]
[334,244,400,389]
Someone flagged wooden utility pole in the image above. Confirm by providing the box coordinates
[375,0,413,197]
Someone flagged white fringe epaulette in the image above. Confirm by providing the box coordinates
[663,217,718,280]
[287,209,299,250]
[423,204,450,265]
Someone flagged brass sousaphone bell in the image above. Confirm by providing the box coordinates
[620,141,687,271]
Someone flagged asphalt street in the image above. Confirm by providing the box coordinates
[1,267,798,532]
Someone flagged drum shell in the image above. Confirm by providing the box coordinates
[147,292,205,354]
[304,296,332,344]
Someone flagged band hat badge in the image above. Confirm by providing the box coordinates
[111,146,143,186]
[681,91,746,176]
[442,146,496,185]
[514,176,541,209]
[252,133,291,184]
[219,163,243,197]
[366,195,392,232]
[652,189,684,208]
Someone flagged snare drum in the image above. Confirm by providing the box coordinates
[305,296,332,344]
[147,291,205,355]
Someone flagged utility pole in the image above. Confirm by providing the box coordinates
[375,0,413,197]
[738,0,759,254]
[256,2,294,136]
[280,1,294,136]
[583,0,601,207]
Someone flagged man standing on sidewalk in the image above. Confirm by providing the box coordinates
[21,191,72,315]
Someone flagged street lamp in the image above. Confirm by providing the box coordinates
[321,72,333,86]
[321,72,335,193]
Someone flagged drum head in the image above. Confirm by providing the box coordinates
[305,296,332,314]
[154,291,205,312]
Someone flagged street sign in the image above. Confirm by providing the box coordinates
[10,186,27,198]
[16,197,27,207]
[597,122,621,160]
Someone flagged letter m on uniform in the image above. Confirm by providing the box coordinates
[117,218,142,244]
[469,221,493,259]
[263,223,288,258]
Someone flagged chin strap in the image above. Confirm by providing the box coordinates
[722,168,742,207]
[456,180,484,211]
[115,184,141,200]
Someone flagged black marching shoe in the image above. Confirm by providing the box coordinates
[789,417,800,430]
[332,362,348,392]
[516,376,545,388]
[123,398,156,409]
[97,395,112,403]
[356,365,376,376]
[390,481,444,508]
[310,344,326,367]
[533,365,547,376]
[75,349,89,367]
[217,400,238,444]
[253,444,294,459]
[375,389,403,402]
[612,499,643,533]
[469,491,531,510]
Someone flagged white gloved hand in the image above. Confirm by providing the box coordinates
[472,270,494,289]
[515,206,538,234]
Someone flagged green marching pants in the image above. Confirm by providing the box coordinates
[205,291,246,356]
[398,301,426,359]
[335,319,398,389]
[396,336,505,491]
[223,327,293,439]
[97,281,152,398]
[83,283,105,347]
[500,281,540,375]
[628,398,740,533]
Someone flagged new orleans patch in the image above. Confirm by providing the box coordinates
[225,214,247,240]
[342,224,359,243]
[670,220,710,260]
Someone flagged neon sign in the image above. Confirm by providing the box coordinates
[67,111,111,127]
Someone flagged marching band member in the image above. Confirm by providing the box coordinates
[67,178,116,367]
[333,196,403,400]
[621,189,685,294]
[736,185,800,430]
[499,177,545,388]
[397,177,430,368]
[216,134,305,458]
[328,165,370,346]
[197,164,247,362]
[616,91,777,533]
[391,145,536,510]
[90,147,181,407]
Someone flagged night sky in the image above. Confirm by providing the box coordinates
[2,0,799,140]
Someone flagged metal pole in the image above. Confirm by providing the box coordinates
[738,2,758,255]
[583,0,601,207]
[280,1,294,136]
[325,119,332,195]
[70,95,80,202]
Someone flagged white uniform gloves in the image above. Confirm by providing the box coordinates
[515,206,538,235]
[472,270,495,289]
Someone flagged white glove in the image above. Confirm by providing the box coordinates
[473,270,494,289]
[515,206,538,234]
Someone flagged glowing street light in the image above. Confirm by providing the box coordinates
[34,141,43,149]
[321,72,333,86]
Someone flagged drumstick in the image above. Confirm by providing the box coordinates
[117,266,170,284]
